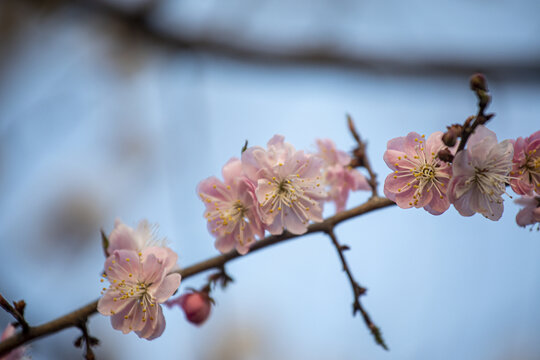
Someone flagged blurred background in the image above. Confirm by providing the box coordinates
[0,0,539,359]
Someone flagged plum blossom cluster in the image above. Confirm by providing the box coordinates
[197,135,370,255]
[383,126,540,227]
[97,220,181,340]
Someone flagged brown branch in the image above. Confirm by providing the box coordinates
[0,196,395,356]
[0,295,29,333]
[326,229,388,350]
[456,73,494,153]
[14,0,540,80]
[74,320,99,360]
[347,115,378,197]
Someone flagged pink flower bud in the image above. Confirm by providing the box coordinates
[178,292,212,326]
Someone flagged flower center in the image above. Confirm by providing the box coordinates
[469,167,508,202]
[261,175,320,216]
[393,145,450,206]
[415,164,435,181]
[208,199,250,236]
[111,280,156,323]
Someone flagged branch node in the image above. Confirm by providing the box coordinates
[346,115,379,197]
[76,319,99,360]
[0,295,29,333]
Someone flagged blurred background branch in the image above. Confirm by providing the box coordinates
[3,0,540,80]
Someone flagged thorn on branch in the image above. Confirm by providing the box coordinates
[0,295,29,333]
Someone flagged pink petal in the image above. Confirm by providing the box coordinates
[282,208,308,235]
[141,253,167,287]
[105,250,141,283]
[214,234,236,253]
[143,247,178,274]
[425,192,450,215]
[154,273,182,303]
[403,132,423,156]
[110,299,144,334]
[222,157,243,184]
[142,306,166,340]
[387,136,405,152]
[384,172,414,194]
[383,149,406,170]
[98,289,131,316]
[425,131,444,156]
[452,190,476,217]
[135,305,162,340]
[197,176,226,201]
[516,205,536,226]
[108,220,138,253]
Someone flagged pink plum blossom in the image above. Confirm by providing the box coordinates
[165,291,212,326]
[448,125,514,221]
[515,195,540,229]
[242,135,327,235]
[510,130,540,195]
[383,131,454,215]
[106,219,178,272]
[315,139,370,212]
[0,324,26,360]
[97,248,181,340]
[197,158,265,255]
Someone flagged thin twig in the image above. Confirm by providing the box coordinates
[0,295,29,333]
[0,197,395,356]
[75,320,99,360]
[456,74,494,153]
[347,115,378,197]
[326,229,388,350]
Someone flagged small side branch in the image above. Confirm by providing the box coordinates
[456,74,494,153]
[326,229,388,350]
[0,295,29,333]
[347,115,378,197]
[75,320,99,360]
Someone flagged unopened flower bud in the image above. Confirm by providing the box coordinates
[178,291,212,326]
[442,124,462,147]
[437,148,454,163]
[442,131,457,147]
[470,73,488,92]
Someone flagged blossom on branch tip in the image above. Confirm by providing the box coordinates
[0,324,27,360]
[197,158,265,255]
[383,131,454,215]
[315,139,370,212]
[242,135,327,235]
[515,196,540,230]
[510,130,540,196]
[97,249,181,340]
[165,291,212,326]
[448,125,514,221]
